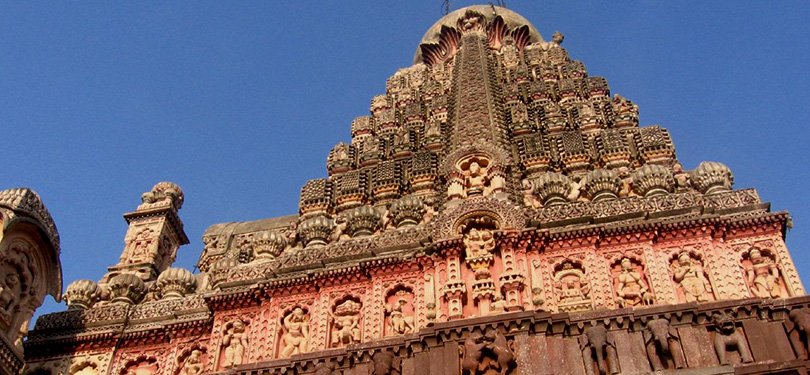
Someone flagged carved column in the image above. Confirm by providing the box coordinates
[100,182,189,283]
[441,247,466,320]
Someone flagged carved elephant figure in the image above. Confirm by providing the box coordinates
[580,326,620,375]
[371,351,401,375]
[643,319,685,370]
[712,314,753,365]
[787,308,810,360]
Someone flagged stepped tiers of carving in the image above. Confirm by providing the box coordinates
[23,6,806,375]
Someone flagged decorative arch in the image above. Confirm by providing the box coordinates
[430,196,526,240]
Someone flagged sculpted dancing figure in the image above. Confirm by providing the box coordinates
[615,258,653,307]
[222,320,248,368]
[281,307,309,357]
[745,247,782,298]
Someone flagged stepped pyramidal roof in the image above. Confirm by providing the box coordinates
[24,5,808,375]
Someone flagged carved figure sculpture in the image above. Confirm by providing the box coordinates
[712,313,753,365]
[644,319,685,370]
[330,299,362,347]
[0,266,21,323]
[179,350,204,375]
[459,328,516,375]
[465,161,488,195]
[614,258,653,308]
[580,326,620,375]
[521,179,542,209]
[371,351,401,375]
[672,252,713,302]
[744,247,782,298]
[554,261,591,312]
[463,228,496,259]
[280,307,309,357]
[385,292,414,335]
[222,319,248,368]
[786,309,810,360]
[314,362,339,375]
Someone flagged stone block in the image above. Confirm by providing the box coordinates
[679,325,719,368]
[742,319,796,363]
[612,330,651,374]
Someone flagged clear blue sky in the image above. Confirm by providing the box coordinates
[2,1,808,319]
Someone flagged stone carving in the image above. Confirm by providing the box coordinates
[280,307,309,357]
[139,181,184,209]
[385,290,414,336]
[389,196,426,228]
[330,299,362,347]
[124,358,158,375]
[671,251,713,303]
[554,261,592,312]
[613,258,653,308]
[371,351,401,375]
[459,328,516,375]
[786,308,810,360]
[253,230,287,260]
[107,273,147,305]
[178,349,204,375]
[221,319,248,368]
[533,173,573,206]
[631,164,675,197]
[0,257,29,332]
[314,361,340,375]
[581,169,621,201]
[344,206,382,237]
[298,216,334,247]
[155,267,196,299]
[463,228,496,259]
[743,247,782,298]
[644,319,685,370]
[63,279,101,310]
[711,312,753,365]
[580,325,620,375]
[521,179,542,208]
[691,161,733,195]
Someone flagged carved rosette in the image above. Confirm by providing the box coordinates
[581,169,621,201]
[298,216,334,247]
[691,161,734,195]
[534,172,572,206]
[389,196,426,228]
[156,267,196,299]
[63,279,102,309]
[107,273,147,305]
[253,230,287,260]
[631,164,675,197]
[344,206,382,237]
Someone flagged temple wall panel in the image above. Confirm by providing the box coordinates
[26,351,113,375]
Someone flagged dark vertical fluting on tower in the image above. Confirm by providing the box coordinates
[448,32,508,152]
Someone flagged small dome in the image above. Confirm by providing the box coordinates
[632,164,675,197]
[581,169,621,201]
[107,273,147,305]
[691,161,734,195]
[298,216,334,247]
[63,279,102,310]
[534,172,573,206]
[253,230,288,259]
[344,205,382,237]
[156,267,197,299]
[414,5,543,64]
[390,196,426,228]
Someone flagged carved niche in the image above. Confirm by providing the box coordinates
[670,251,714,303]
[611,257,654,308]
[122,357,158,375]
[741,246,785,298]
[329,297,362,348]
[384,287,415,336]
[459,327,516,375]
[279,306,310,358]
[176,348,206,375]
[554,260,592,312]
[219,319,248,369]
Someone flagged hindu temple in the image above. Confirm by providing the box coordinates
[19,5,810,375]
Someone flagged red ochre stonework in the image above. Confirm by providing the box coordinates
[24,6,809,375]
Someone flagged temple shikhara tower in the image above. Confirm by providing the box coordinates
[21,6,810,375]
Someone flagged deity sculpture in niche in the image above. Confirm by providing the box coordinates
[459,328,516,375]
[554,260,592,312]
[221,319,248,368]
[178,349,204,375]
[612,257,654,308]
[671,251,713,302]
[385,289,414,336]
[329,299,362,347]
[743,247,783,298]
[280,307,310,358]
[463,228,496,260]
[125,359,158,375]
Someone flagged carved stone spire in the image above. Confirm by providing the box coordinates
[100,182,189,283]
